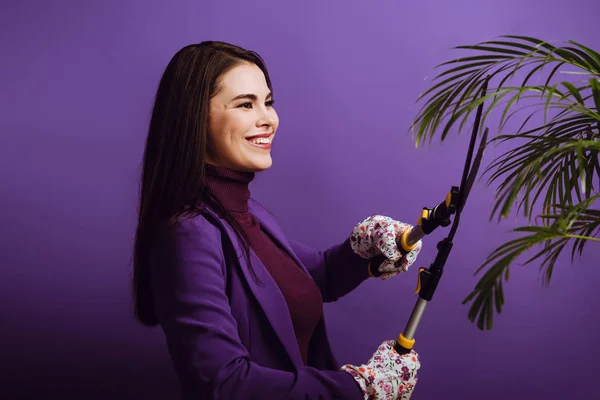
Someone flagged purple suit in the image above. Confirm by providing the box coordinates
[151,200,370,399]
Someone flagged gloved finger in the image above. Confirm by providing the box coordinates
[377,260,417,280]
[374,225,404,262]
[392,221,413,235]
[380,271,397,280]
[393,240,422,271]
[381,376,402,400]
[404,351,421,372]
[377,247,420,274]
[376,340,420,376]
[378,259,398,273]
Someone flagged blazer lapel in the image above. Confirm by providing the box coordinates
[201,208,304,367]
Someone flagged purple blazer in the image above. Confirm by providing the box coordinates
[151,200,371,399]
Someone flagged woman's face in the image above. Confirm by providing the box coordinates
[207,63,279,172]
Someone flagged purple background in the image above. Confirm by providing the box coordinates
[2,0,599,398]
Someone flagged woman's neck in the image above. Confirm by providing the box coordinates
[204,163,255,213]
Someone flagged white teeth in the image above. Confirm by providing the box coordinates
[249,137,270,144]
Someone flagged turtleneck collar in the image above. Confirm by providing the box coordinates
[204,163,255,213]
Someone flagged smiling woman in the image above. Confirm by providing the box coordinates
[132,41,423,400]
[207,63,278,171]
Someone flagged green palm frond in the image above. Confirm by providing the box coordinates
[488,134,600,222]
[412,35,600,148]
[410,35,600,330]
[462,194,600,331]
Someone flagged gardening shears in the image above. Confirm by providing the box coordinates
[368,76,491,355]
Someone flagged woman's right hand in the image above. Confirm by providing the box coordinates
[339,340,420,400]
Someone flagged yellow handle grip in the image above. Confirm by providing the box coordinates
[414,267,425,294]
[399,229,419,252]
[397,332,415,350]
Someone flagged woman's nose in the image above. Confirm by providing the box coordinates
[256,108,276,127]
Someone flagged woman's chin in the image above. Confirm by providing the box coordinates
[246,155,273,172]
[255,158,273,171]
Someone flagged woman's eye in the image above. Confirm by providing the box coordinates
[238,100,274,109]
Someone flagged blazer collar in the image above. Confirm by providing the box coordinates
[202,203,308,367]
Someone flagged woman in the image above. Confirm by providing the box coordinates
[133,41,423,400]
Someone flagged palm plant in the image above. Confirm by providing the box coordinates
[410,35,600,330]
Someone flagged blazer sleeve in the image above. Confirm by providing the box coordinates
[150,217,365,400]
[287,238,371,303]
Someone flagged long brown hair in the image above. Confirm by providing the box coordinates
[133,41,273,327]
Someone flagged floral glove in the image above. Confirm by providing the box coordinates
[340,340,420,400]
[350,215,422,280]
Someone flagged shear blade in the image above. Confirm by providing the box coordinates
[459,127,489,212]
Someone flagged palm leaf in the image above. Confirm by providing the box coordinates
[462,194,600,330]
[411,35,600,147]
[410,35,600,330]
[487,134,600,221]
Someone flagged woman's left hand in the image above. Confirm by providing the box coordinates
[349,215,422,280]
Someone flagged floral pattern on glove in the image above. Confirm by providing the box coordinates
[350,215,422,279]
[340,340,420,400]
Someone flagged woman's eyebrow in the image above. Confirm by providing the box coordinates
[231,92,273,101]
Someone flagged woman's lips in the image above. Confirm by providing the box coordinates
[246,134,272,149]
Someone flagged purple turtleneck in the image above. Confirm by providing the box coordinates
[204,163,324,365]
